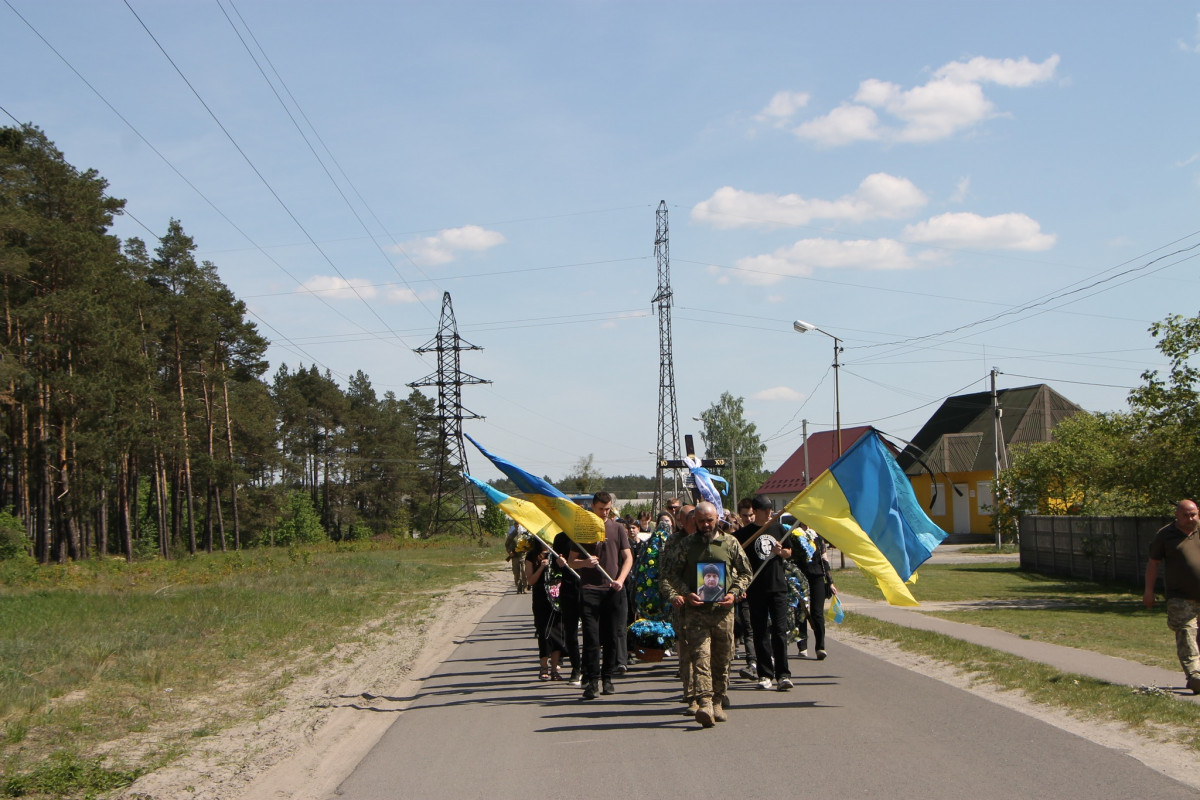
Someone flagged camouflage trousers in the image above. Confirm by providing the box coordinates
[1166,598,1200,678]
[678,604,734,701]
[510,557,527,593]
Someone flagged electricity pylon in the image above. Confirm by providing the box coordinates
[408,292,490,538]
[651,201,683,512]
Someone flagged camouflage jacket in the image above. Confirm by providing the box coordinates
[660,530,751,603]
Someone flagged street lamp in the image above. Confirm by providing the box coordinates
[793,319,843,457]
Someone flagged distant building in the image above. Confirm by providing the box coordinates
[754,425,874,511]
[897,384,1083,536]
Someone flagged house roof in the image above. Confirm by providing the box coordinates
[897,384,1083,474]
[756,425,874,496]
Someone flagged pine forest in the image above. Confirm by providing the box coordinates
[0,125,451,563]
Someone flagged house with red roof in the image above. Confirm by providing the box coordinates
[755,384,1083,537]
[755,425,873,511]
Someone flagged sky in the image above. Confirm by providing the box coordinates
[3,1,1199,487]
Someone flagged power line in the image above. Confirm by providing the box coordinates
[4,0,420,364]
[215,0,441,323]
[999,372,1135,390]
[122,0,417,354]
[854,235,1200,353]
[239,256,648,299]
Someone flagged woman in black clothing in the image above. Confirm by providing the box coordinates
[525,543,567,680]
[792,523,836,659]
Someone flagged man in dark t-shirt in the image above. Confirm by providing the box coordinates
[565,491,632,700]
[1145,499,1200,694]
[734,495,794,691]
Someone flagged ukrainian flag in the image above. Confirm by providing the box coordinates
[463,473,561,541]
[784,429,947,606]
[465,435,606,544]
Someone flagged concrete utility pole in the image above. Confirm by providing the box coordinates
[802,419,810,489]
[991,367,1002,548]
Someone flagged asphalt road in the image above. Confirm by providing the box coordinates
[332,591,1195,799]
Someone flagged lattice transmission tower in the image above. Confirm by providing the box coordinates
[651,201,683,511]
[408,292,491,538]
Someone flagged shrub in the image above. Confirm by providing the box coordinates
[268,492,326,546]
[0,507,29,560]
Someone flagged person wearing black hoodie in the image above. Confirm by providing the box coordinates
[734,496,794,691]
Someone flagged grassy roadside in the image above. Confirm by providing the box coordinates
[840,614,1200,752]
[0,538,505,799]
[830,561,1175,671]
[830,560,1200,752]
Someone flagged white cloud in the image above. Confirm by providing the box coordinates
[395,225,506,266]
[902,212,1056,250]
[691,173,927,229]
[795,55,1059,146]
[950,176,971,203]
[735,237,915,284]
[297,275,377,300]
[794,103,880,146]
[385,287,439,304]
[934,55,1061,87]
[755,90,811,126]
[297,277,438,304]
[1180,13,1200,52]
[872,78,994,143]
[752,386,804,402]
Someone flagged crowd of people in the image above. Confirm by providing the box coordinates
[503,491,837,728]
[504,491,1200,721]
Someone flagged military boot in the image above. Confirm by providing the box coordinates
[713,696,728,722]
[694,696,715,728]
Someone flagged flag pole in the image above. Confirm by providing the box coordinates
[528,528,581,581]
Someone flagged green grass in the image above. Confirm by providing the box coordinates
[0,538,505,799]
[832,561,1135,603]
[841,614,1200,752]
[832,562,1180,673]
[960,543,1020,555]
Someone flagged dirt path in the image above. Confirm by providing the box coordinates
[119,568,512,800]
[118,564,1199,798]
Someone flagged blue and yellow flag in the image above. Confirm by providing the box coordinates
[463,473,561,542]
[465,435,606,544]
[784,429,947,606]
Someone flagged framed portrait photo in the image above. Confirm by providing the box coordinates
[696,561,727,602]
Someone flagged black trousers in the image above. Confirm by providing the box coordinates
[734,597,754,664]
[559,581,581,673]
[802,574,828,651]
[749,588,792,680]
[579,586,627,683]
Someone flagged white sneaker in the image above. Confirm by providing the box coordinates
[777,676,793,691]
[756,677,773,690]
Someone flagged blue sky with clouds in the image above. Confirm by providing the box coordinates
[4,2,1199,486]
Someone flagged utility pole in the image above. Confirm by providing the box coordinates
[652,200,683,513]
[991,367,1002,548]
[802,419,810,489]
[408,292,491,539]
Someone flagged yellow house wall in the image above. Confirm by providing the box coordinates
[909,470,996,536]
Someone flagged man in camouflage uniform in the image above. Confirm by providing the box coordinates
[1144,499,1200,694]
[660,504,696,707]
[661,502,751,728]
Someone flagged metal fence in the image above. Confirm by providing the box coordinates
[1018,515,1168,587]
